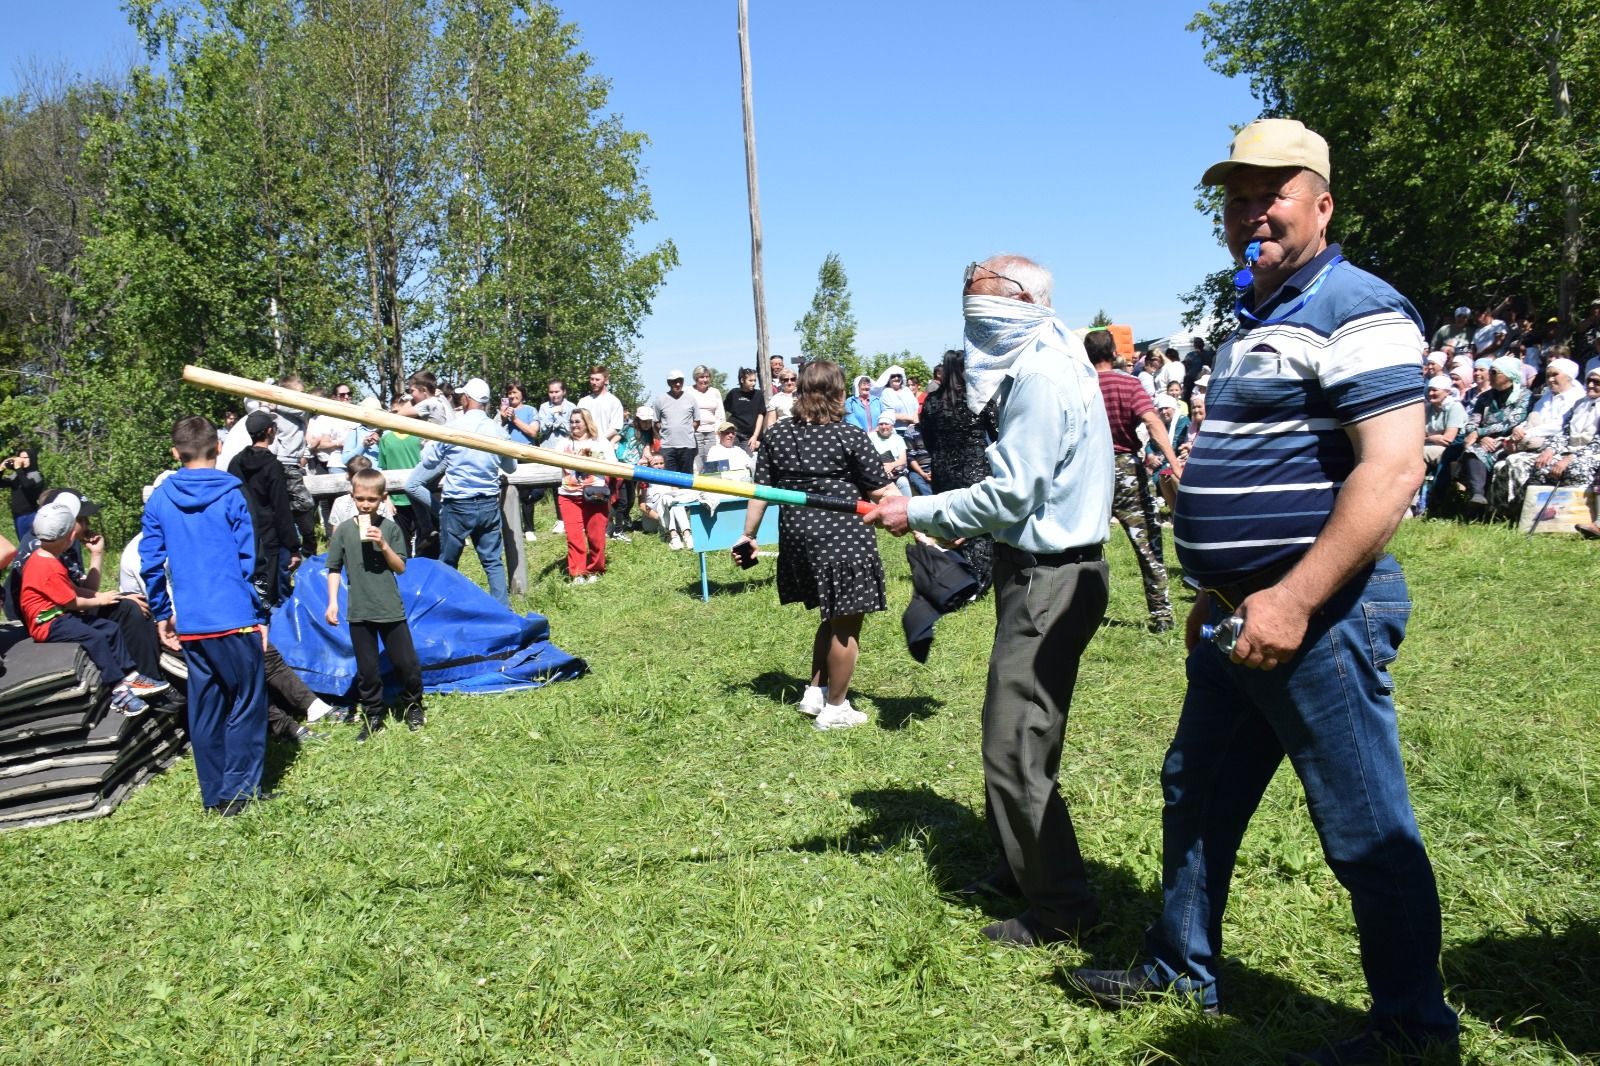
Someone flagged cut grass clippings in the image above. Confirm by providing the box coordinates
[0,517,1595,1064]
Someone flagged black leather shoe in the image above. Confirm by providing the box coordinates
[1068,967,1219,1016]
[981,907,1099,947]
[213,797,251,817]
[954,866,1021,899]
[404,703,426,731]
[1285,1025,1460,1065]
[356,706,386,742]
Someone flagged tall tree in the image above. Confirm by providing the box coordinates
[432,1,675,402]
[1183,0,1600,339]
[1088,308,1113,328]
[796,252,857,373]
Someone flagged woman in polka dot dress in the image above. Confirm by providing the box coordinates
[732,360,900,731]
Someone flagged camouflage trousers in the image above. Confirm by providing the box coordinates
[1112,451,1172,627]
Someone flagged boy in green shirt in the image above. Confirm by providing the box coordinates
[324,467,425,740]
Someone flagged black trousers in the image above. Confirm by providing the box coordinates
[661,447,696,475]
[264,642,317,739]
[42,613,133,686]
[391,504,418,556]
[348,618,423,709]
[93,598,163,679]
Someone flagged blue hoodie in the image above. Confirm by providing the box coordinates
[140,467,264,634]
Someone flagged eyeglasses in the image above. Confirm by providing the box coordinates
[1588,379,1600,388]
[779,376,796,382]
[964,261,1027,294]
[335,391,352,398]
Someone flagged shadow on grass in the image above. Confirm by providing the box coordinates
[1443,915,1600,1055]
[676,572,774,599]
[793,787,1376,1062]
[730,670,810,706]
[1052,961,1371,1066]
[871,694,941,730]
[788,787,1158,925]
[261,734,301,793]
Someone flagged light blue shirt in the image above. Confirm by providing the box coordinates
[906,344,1112,552]
[405,408,514,501]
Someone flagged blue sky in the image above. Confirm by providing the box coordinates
[4,2,1261,388]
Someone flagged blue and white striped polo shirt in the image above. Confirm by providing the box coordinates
[1174,244,1424,586]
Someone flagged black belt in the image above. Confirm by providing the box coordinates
[1185,558,1297,612]
[995,542,1104,568]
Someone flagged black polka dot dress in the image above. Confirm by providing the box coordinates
[755,419,892,620]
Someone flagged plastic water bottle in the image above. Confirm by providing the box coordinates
[1199,614,1244,655]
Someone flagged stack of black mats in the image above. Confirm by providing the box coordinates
[0,624,187,831]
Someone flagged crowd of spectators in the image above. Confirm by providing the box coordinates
[1416,299,1600,534]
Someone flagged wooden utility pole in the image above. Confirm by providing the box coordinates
[738,0,772,396]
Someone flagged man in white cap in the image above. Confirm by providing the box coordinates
[650,369,698,474]
[404,376,516,605]
[1069,118,1460,1065]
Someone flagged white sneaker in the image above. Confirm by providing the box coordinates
[668,533,683,551]
[797,685,827,718]
[524,530,537,542]
[683,534,695,551]
[571,575,587,586]
[813,701,866,731]
[551,520,564,534]
[586,573,600,584]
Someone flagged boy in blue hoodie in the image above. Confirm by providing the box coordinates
[141,415,270,816]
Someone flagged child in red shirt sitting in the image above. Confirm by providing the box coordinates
[19,497,170,716]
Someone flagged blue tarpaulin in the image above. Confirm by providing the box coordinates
[270,557,587,700]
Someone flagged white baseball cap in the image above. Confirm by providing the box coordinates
[462,377,491,404]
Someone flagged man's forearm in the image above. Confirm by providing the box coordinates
[1277,456,1420,614]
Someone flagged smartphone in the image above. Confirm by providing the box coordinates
[731,540,758,569]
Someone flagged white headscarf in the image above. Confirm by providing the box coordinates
[874,364,917,417]
[962,294,1092,416]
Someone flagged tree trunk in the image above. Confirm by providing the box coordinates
[738,0,772,397]
[1544,25,1580,329]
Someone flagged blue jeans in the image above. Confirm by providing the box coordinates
[439,494,509,605]
[1143,556,1457,1033]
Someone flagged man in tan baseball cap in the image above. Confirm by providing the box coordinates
[1199,116,1331,185]
[1069,116,1462,1065]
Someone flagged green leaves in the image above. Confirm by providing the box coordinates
[0,1,673,533]
[796,252,858,372]
[1185,0,1600,332]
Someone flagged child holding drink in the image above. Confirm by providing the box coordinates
[325,467,425,741]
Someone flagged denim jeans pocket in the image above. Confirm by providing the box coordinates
[1361,601,1412,694]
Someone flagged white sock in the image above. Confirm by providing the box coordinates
[124,671,141,682]
[306,698,334,723]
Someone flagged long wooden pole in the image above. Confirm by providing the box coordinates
[738,0,772,397]
[182,365,871,514]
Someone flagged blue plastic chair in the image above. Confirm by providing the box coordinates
[685,500,780,601]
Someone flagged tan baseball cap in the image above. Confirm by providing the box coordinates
[1201,118,1331,186]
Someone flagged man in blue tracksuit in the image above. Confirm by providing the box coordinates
[141,415,270,816]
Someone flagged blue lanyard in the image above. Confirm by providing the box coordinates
[1235,255,1343,326]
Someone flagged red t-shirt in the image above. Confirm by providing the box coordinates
[19,549,77,641]
[1097,369,1154,455]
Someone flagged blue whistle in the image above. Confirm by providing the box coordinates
[1233,240,1261,290]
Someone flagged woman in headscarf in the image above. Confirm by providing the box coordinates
[843,374,884,433]
[1490,352,1586,512]
[1455,355,1529,509]
[918,349,995,594]
[1530,367,1600,536]
[874,364,920,434]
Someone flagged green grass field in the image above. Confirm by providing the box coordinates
[1,518,1595,1064]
